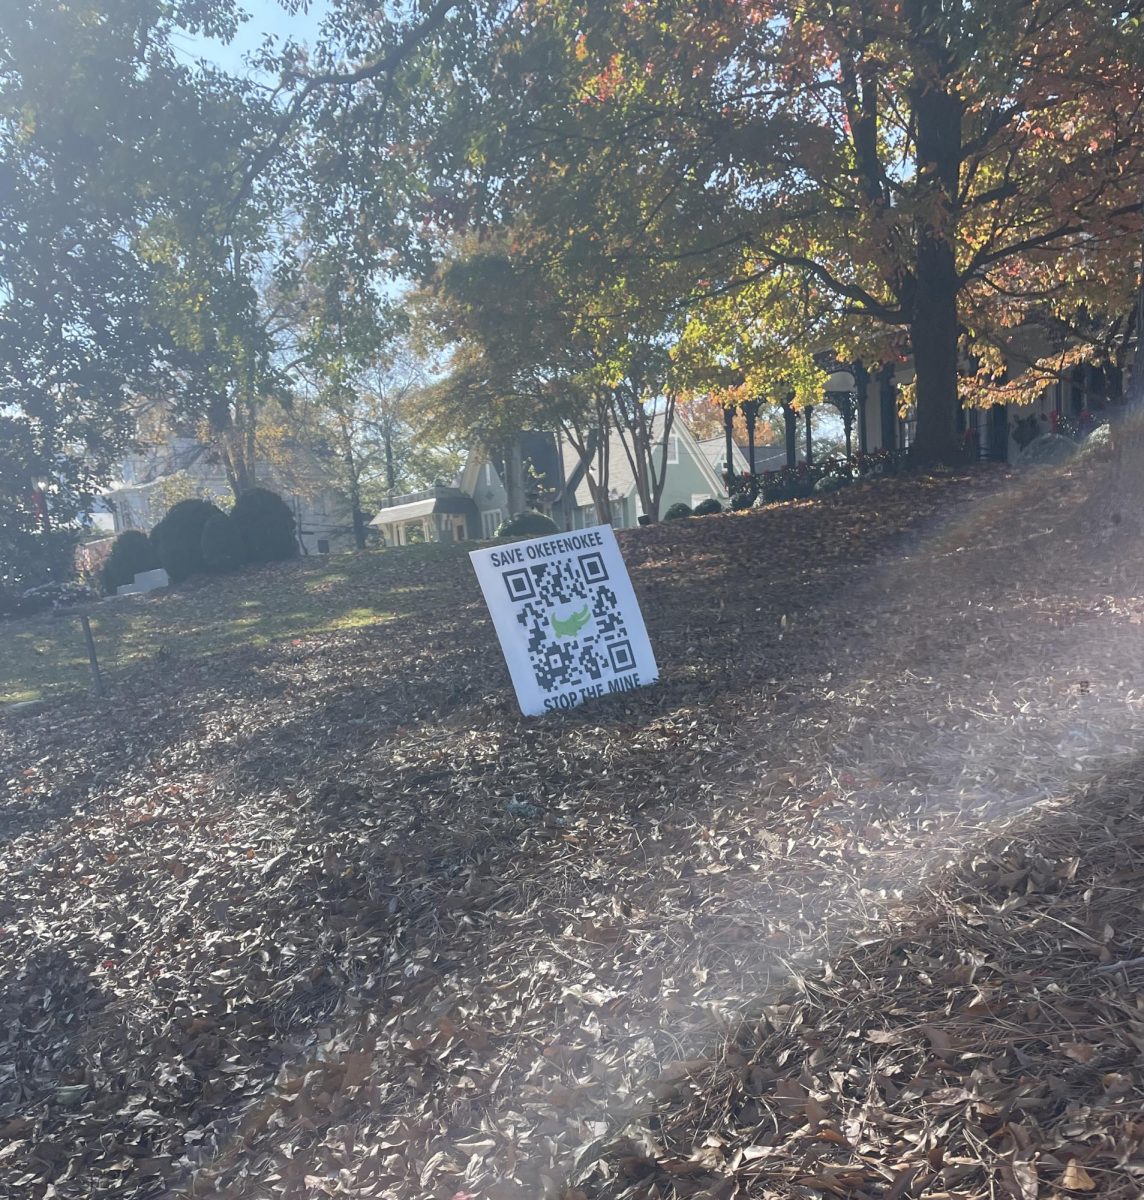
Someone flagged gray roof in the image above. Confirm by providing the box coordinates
[698,437,795,473]
[698,436,749,474]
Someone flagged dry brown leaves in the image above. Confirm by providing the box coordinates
[1,460,1143,1200]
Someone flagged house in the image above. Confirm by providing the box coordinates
[801,343,1132,465]
[368,419,729,543]
[557,417,729,529]
[368,430,562,546]
[365,485,481,546]
[697,436,800,479]
[94,431,357,555]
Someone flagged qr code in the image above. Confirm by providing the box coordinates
[502,552,635,692]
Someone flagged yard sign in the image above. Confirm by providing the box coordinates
[470,524,658,716]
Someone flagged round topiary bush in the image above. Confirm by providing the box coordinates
[151,498,223,583]
[692,497,723,516]
[813,474,847,493]
[1080,423,1114,459]
[201,512,249,573]
[232,487,298,563]
[495,510,559,537]
[1018,433,1079,467]
[663,502,693,520]
[101,529,159,594]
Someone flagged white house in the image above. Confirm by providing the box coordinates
[94,434,356,555]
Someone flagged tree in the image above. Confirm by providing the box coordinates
[412,238,607,519]
[280,244,462,547]
[415,232,687,520]
[0,0,263,585]
[291,345,459,549]
[145,185,300,500]
[296,0,1144,461]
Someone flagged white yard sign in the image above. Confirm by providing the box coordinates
[470,524,658,716]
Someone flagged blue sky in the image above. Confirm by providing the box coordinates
[172,0,330,75]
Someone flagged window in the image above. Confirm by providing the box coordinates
[482,509,502,538]
[691,494,709,509]
[454,521,466,541]
[317,538,330,554]
[666,435,679,464]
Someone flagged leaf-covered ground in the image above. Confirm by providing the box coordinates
[1,543,463,704]
[2,456,1143,1199]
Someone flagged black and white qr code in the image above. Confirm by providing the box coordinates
[501,552,637,693]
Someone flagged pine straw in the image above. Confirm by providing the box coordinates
[589,766,1144,1199]
[2,450,1144,1200]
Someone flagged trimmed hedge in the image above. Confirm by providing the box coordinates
[201,512,249,572]
[232,487,298,563]
[101,530,159,594]
[151,498,222,583]
[495,510,559,537]
[693,497,723,516]
[663,502,693,520]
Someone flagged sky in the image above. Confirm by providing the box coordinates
[171,0,330,75]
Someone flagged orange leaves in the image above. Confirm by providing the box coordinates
[578,52,626,105]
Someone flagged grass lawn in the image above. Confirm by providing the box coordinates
[0,542,467,703]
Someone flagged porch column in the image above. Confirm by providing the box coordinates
[879,363,898,450]
[742,398,760,477]
[783,400,797,467]
[854,361,870,455]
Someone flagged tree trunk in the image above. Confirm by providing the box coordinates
[383,421,396,504]
[909,236,961,462]
[906,53,964,463]
[899,5,964,463]
[504,437,525,514]
[347,455,367,550]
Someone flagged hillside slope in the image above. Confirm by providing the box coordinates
[1,461,1142,1199]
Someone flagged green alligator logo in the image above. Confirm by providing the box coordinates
[550,605,591,639]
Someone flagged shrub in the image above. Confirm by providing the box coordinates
[151,498,222,582]
[1080,423,1114,460]
[730,492,756,510]
[101,530,159,594]
[663,502,693,520]
[692,498,723,516]
[814,474,847,493]
[19,580,97,612]
[232,487,298,563]
[1,526,77,598]
[495,510,559,537]
[1018,433,1079,467]
[201,512,249,573]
